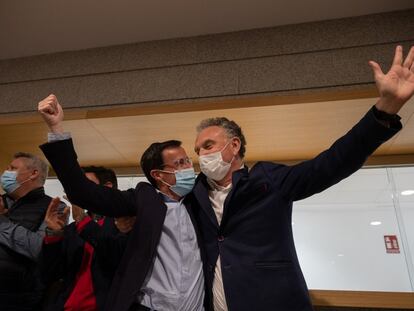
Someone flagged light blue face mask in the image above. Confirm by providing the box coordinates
[1,170,21,194]
[160,167,196,197]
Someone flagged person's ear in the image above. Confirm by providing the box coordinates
[231,137,241,156]
[150,170,162,183]
[30,169,40,180]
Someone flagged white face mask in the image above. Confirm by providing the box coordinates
[199,142,234,181]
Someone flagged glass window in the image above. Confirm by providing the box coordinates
[293,167,413,292]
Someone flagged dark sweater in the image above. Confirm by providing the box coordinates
[0,187,51,311]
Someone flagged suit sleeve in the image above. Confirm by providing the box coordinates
[39,139,137,217]
[265,107,402,201]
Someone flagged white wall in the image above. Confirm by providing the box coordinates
[44,176,148,223]
[294,167,414,292]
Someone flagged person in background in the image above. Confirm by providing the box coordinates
[40,166,135,311]
[0,152,52,310]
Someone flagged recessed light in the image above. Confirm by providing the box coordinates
[401,190,414,196]
[337,254,344,257]
[370,221,382,226]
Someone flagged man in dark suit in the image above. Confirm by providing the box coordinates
[189,45,414,311]
[37,111,206,311]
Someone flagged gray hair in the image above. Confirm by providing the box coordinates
[13,152,49,185]
[196,117,246,158]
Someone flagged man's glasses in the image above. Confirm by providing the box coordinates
[160,157,192,170]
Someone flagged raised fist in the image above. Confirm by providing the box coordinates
[38,94,64,133]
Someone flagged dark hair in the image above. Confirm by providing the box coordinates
[13,152,49,184]
[140,140,182,188]
[82,166,118,189]
[196,117,247,158]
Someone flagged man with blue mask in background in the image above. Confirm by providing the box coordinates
[37,98,207,311]
[0,152,52,310]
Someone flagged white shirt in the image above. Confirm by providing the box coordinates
[207,179,232,311]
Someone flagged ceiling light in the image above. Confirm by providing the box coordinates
[401,190,414,196]
[370,221,382,226]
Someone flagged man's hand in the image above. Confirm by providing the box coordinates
[114,216,136,234]
[45,197,69,231]
[38,94,64,133]
[370,45,414,114]
[72,204,87,224]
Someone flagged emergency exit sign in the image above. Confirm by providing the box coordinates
[384,235,400,254]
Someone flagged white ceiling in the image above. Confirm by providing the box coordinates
[1,0,414,60]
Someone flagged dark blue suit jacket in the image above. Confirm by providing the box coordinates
[188,108,401,311]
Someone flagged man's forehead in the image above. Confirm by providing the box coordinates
[197,126,225,141]
[10,157,26,167]
[162,146,187,159]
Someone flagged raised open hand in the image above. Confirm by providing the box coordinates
[370,46,414,114]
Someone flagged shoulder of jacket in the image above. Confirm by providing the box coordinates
[252,161,286,170]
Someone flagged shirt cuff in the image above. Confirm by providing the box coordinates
[47,132,72,143]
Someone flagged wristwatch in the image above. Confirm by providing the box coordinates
[45,227,64,237]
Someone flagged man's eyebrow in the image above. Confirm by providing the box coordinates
[194,139,214,153]
[202,139,214,146]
